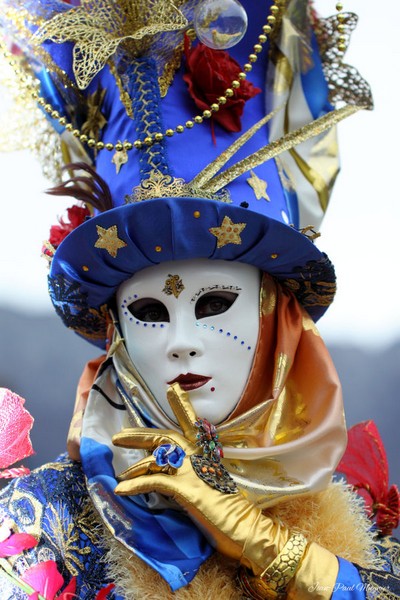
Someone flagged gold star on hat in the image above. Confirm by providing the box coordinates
[209,216,246,249]
[247,170,270,201]
[94,225,127,258]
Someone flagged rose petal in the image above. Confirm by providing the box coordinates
[59,576,77,599]
[22,560,64,598]
[184,39,260,136]
[0,532,38,558]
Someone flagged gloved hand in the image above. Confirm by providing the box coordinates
[113,383,338,598]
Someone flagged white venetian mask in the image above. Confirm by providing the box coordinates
[116,259,260,424]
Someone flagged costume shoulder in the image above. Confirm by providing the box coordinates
[0,455,115,598]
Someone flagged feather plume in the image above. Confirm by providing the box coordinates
[46,163,113,213]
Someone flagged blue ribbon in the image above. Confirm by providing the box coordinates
[80,436,213,591]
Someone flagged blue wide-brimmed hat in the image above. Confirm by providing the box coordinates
[2,0,371,348]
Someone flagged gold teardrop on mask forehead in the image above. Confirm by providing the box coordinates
[163,274,185,298]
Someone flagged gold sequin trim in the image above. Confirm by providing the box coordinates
[201,104,363,194]
[209,216,246,249]
[94,225,128,258]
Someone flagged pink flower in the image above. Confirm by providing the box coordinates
[22,561,77,599]
[0,388,34,475]
[0,522,37,558]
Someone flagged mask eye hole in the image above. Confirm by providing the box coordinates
[128,298,170,322]
[195,291,238,319]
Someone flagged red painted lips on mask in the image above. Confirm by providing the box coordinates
[167,373,212,391]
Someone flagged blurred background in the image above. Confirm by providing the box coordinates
[0,1,399,505]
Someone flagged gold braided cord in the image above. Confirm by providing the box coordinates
[200,104,363,193]
[32,0,188,90]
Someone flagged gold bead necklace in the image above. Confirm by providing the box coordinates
[335,2,348,55]
[1,1,284,152]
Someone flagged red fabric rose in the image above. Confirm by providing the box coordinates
[183,35,261,136]
[48,205,90,249]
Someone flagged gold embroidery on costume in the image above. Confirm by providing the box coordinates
[209,216,246,248]
[81,88,108,142]
[163,274,185,298]
[355,570,400,600]
[42,505,91,577]
[158,39,185,98]
[9,489,44,535]
[94,225,128,258]
[32,0,188,89]
[247,170,270,201]
[128,170,231,203]
[73,500,102,546]
[108,60,134,118]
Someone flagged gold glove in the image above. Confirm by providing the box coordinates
[113,384,338,597]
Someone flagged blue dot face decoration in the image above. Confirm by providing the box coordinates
[117,259,260,424]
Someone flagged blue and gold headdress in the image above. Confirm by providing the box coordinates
[0,0,372,347]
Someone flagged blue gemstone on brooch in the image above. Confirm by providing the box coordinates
[153,444,186,469]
